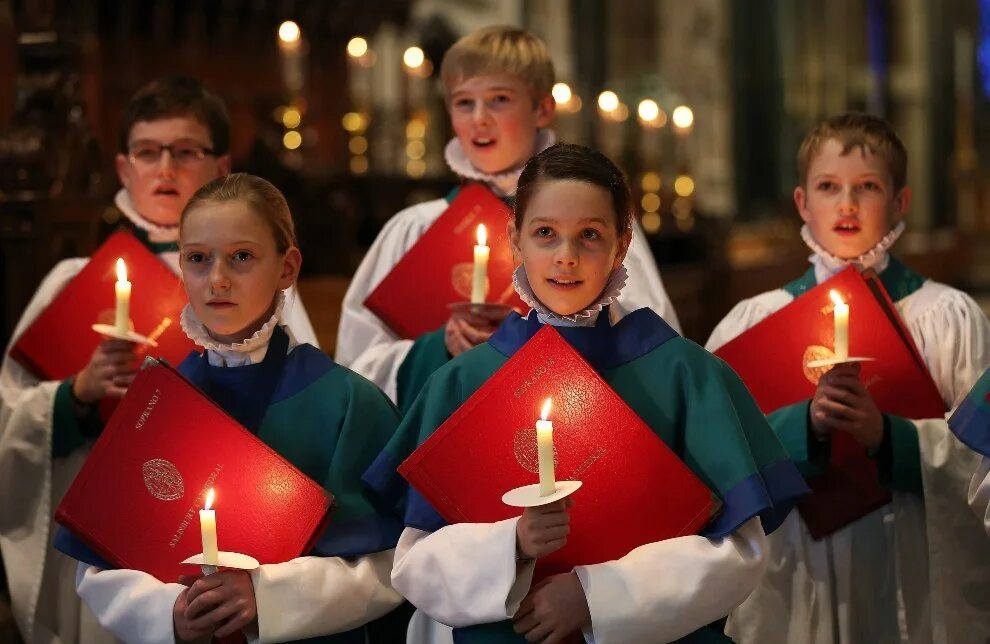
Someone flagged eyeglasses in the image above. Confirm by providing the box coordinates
[127,140,216,166]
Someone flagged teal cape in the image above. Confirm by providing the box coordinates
[950,366,990,457]
[365,308,808,643]
[57,333,403,644]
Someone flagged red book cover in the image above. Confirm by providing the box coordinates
[10,231,196,381]
[55,361,333,582]
[399,326,719,578]
[714,267,945,538]
[364,184,526,339]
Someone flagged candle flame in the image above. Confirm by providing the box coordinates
[116,258,127,283]
[476,224,487,247]
[829,289,845,307]
[540,398,552,421]
[204,488,215,511]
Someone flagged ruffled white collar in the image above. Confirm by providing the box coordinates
[114,189,180,244]
[444,129,557,197]
[801,221,906,284]
[512,264,627,327]
[179,291,295,367]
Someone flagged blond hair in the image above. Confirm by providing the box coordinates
[181,173,296,254]
[440,26,555,103]
[797,112,908,190]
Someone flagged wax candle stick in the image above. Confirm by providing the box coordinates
[114,258,131,336]
[536,398,555,496]
[830,289,849,361]
[199,488,219,566]
[471,224,490,304]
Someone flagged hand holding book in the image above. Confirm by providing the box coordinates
[512,571,589,643]
[444,305,513,357]
[73,338,139,404]
[178,571,258,639]
[810,362,884,450]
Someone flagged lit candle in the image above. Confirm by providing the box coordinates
[830,290,849,361]
[199,488,219,566]
[114,258,131,336]
[277,21,305,95]
[471,224,490,304]
[536,398,556,496]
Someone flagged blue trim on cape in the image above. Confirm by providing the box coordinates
[56,512,404,571]
[308,514,404,558]
[702,459,810,538]
[54,527,115,569]
[395,459,813,540]
[178,341,335,407]
[361,451,448,532]
[949,394,990,458]
[488,307,679,370]
[362,450,409,517]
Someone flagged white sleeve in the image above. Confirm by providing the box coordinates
[390,523,535,628]
[905,285,990,409]
[0,260,89,641]
[574,517,768,644]
[249,550,403,642]
[618,220,681,333]
[969,456,990,535]
[704,291,791,353]
[334,207,437,402]
[75,564,184,644]
[282,285,319,349]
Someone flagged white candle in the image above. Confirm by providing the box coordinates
[114,258,131,336]
[536,398,556,496]
[199,488,219,565]
[830,289,849,361]
[471,224,490,304]
[277,21,305,94]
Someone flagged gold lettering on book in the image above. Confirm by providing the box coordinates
[169,463,224,549]
[146,317,173,344]
[513,358,554,399]
[134,389,162,430]
[452,204,482,236]
[570,447,606,477]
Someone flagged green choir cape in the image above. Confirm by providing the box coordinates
[365,308,808,643]
[59,329,403,644]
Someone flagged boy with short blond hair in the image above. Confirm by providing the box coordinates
[336,25,679,410]
[439,25,555,102]
[0,76,317,644]
[707,112,990,643]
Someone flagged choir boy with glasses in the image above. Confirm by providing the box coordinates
[0,75,317,644]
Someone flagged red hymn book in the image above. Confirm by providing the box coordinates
[399,325,719,579]
[714,267,945,538]
[363,184,526,339]
[55,360,333,582]
[10,231,196,380]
